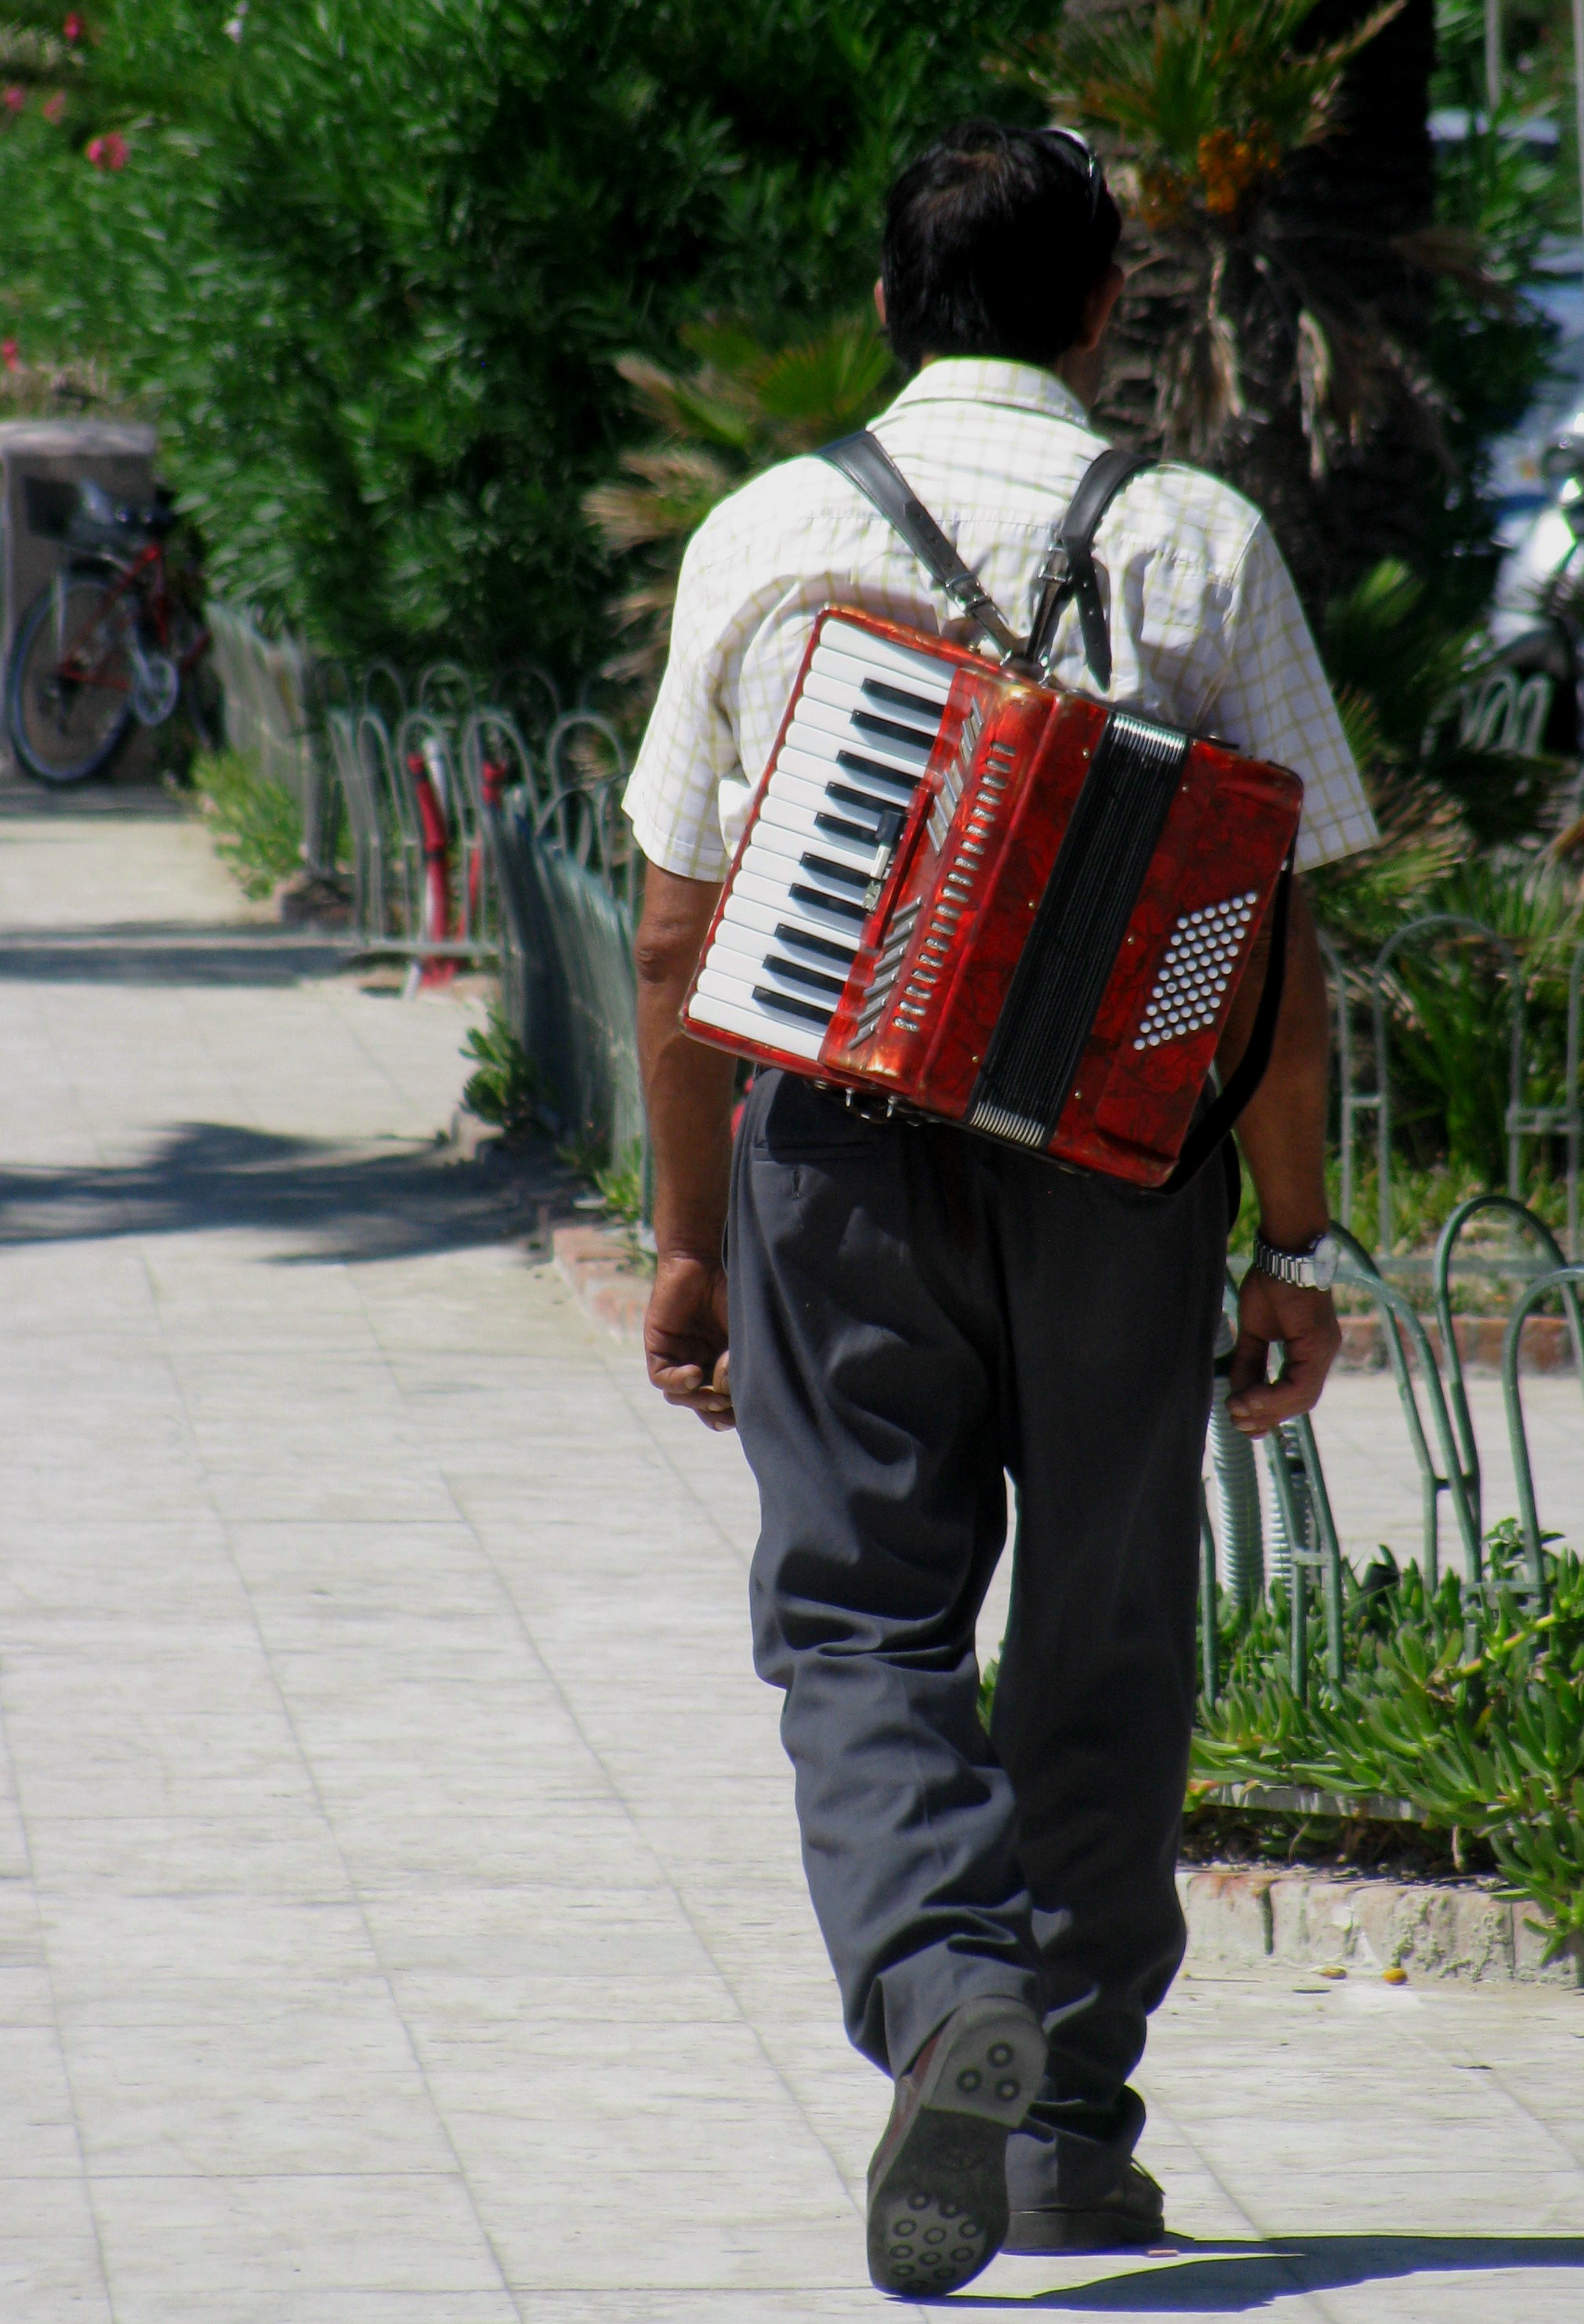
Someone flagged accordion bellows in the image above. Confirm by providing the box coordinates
[683,608,1303,1189]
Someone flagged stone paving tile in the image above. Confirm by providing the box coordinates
[88,2172,508,2297]
[0,805,1579,2320]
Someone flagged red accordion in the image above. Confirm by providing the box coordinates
[683,608,1302,1188]
[680,436,1304,1190]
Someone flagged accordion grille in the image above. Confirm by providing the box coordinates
[970,712,1189,1143]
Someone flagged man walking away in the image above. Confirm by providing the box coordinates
[625,120,1372,2297]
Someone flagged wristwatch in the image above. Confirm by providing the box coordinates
[1250,1227,1339,1291]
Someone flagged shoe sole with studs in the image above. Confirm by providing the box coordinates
[866,1999,1046,2298]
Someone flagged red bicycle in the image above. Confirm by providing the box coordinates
[6,477,212,784]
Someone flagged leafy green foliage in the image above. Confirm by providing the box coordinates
[1307,555,1582,1187]
[593,1138,648,1229]
[190,748,303,899]
[1321,557,1568,848]
[1027,0,1399,217]
[461,1002,539,1135]
[0,0,1049,680]
[0,2,91,118]
[585,314,897,706]
[1195,1524,1584,1964]
[978,1653,999,1736]
[982,1521,1584,1955]
[1380,860,1584,1182]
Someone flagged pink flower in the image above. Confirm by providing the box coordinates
[85,129,128,170]
[63,13,85,42]
[2,86,25,114]
[1,340,19,374]
[41,92,65,122]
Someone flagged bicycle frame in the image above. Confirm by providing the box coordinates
[52,540,209,697]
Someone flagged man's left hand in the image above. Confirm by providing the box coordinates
[1227,1267,1341,1439]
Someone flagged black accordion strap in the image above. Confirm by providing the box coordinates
[819,432,1023,661]
[1162,847,1296,1197]
[1028,446,1157,690]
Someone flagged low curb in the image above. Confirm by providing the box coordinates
[553,1222,650,1339]
[1179,1865,1581,1987]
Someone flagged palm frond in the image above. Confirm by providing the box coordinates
[1025,0,1404,192]
[611,355,756,455]
[585,447,737,554]
[587,313,897,710]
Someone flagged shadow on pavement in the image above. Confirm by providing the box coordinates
[0,926,347,987]
[953,2235,1584,2311]
[0,1122,571,1263]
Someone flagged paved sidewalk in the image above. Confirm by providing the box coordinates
[0,796,1579,2322]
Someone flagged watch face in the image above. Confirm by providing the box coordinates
[1311,1233,1340,1291]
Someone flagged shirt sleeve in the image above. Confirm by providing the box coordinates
[622,524,743,884]
[1209,520,1379,871]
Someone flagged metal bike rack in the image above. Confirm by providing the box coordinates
[1502,1262,1584,1598]
[360,660,408,728]
[1431,1195,1577,1549]
[1335,1223,1482,1588]
[1369,915,1523,1261]
[391,709,498,980]
[1505,938,1584,1263]
[325,707,404,949]
[461,707,550,1041]
[1268,1410,1347,1700]
[1201,1283,1346,1704]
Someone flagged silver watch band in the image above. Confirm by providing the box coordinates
[1250,1229,1335,1289]
[1253,1237,1310,1287]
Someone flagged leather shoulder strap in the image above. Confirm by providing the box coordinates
[1028,446,1157,690]
[819,432,1021,661]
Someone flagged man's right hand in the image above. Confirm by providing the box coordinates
[634,863,737,1431]
[644,1250,734,1429]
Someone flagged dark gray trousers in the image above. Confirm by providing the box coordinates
[727,1068,1228,2208]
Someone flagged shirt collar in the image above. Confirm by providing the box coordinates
[881,357,1092,430]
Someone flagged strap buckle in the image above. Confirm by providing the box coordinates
[819,432,1157,692]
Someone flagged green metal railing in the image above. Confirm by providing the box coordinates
[463,707,644,1167]
[1200,1203,1582,1703]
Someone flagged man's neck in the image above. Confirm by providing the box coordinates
[915,347,1096,414]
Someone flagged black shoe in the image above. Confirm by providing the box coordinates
[866,1996,1046,2297]
[1003,2159,1167,2253]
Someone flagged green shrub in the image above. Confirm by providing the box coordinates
[593,1139,647,1229]
[983,1521,1584,1964]
[1194,1522,1584,1967]
[461,1005,539,1135]
[190,749,303,899]
[0,0,1052,679]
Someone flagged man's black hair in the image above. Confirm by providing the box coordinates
[881,119,1122,373]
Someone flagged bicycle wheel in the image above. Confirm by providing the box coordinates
[7,568,136,784]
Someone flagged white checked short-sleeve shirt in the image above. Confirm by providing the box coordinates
[624,359,1376,879]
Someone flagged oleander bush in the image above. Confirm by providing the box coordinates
[0,0,1054,677]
